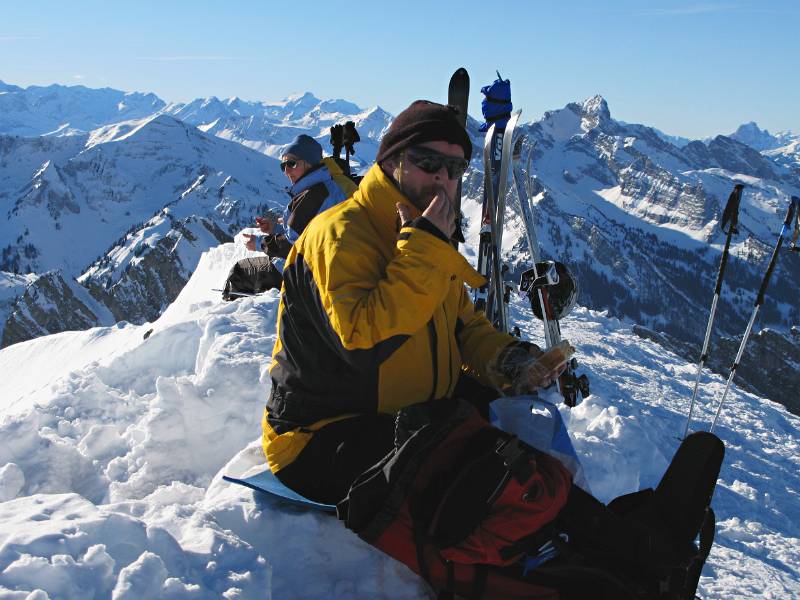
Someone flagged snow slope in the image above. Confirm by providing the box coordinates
[1,242,799,598]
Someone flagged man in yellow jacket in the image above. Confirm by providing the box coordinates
[262,100,554,503]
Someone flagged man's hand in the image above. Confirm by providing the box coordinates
[525,345,567,390]
[499,344,569,393]
[422,190,456,239]
[395,190,456,239]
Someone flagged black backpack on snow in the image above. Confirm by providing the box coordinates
[221,256,283,300]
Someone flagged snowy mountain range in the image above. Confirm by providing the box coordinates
[460,95,799,413]
[0,80,395,346]
[0,112,289,344]
[0,79,798,413]
[0,80,165,137]
[1,240,798,598]
[163,92,392,168]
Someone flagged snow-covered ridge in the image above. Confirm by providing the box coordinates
[1,113,285,278]
[1,239,799,598]
[163,90,392,168]
[0,110,293,346]
[0,80,164,138]
[0,80,393,170]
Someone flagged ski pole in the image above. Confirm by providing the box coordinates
[683,184,743,439]
[709,195,800,433]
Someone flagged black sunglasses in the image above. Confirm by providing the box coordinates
[404,147,469,180]
[280,159,298,172]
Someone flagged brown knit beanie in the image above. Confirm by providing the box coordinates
[376,100,472,164]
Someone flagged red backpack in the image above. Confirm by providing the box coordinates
[337,399,572,598]
[337,399,724,599]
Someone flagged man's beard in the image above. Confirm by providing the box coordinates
[402,181,450,213]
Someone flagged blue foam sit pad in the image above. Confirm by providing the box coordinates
[223,469,337,512]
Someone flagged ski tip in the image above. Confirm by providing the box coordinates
[449,67,469,82]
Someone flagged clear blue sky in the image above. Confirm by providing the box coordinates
[2,0,798,139]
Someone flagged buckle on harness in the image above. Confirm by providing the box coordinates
[495,436,534,483]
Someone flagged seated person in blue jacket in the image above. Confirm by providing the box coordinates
[245,134,357,259]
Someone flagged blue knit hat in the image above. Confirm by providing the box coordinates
[283,134,322,165]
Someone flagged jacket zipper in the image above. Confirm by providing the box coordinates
[443,308,454,397]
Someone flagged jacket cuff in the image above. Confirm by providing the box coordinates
[408,216,450,243]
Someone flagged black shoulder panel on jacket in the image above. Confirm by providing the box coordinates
[268,253,409,433]
[286,182,330,237]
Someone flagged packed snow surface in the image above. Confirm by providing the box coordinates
[1,238,799,598]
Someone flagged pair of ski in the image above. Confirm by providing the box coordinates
[448,69,588,407]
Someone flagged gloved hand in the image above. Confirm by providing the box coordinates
[492,341,572,394]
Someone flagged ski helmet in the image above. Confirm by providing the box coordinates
[530,261,578,321]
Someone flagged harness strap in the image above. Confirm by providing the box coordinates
[469,564,489,600]
[445,560,455,595]
[495,436,534,483]
[414,521,432,585]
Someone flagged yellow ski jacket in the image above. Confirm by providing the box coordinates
[262,163,518,472]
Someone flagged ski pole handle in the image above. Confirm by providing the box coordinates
[714,185,743,296]
[755,197,799,306]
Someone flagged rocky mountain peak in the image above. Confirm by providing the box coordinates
[279,91,321,113]
[581,94,611,120]
[286,91,319,103]
[729,121,780,151]
[578,95,613,134]
[536,95,615,141]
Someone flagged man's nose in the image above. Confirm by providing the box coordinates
[433,165,450,180]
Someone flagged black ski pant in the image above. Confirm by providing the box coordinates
[274,374,499,504]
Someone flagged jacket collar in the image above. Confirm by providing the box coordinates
[352,164,485,286]
[288,161,329,195]
[353,163,420,244]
